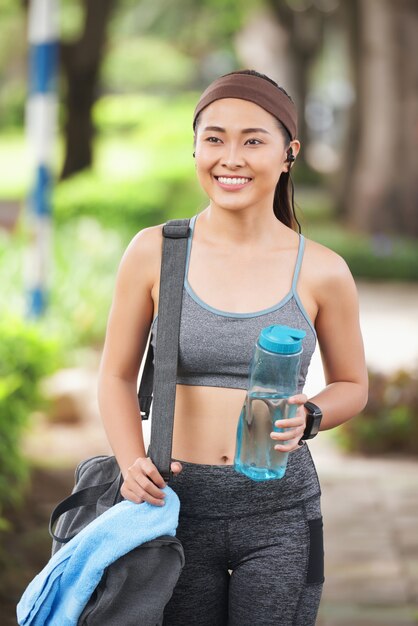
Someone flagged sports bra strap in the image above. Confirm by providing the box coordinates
[184,214,197,281]
[291,234,305,294]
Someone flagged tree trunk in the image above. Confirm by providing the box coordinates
[396,0,418,236]
[60,0,116,180]
[343,0,418,236]
[335,0,362,219]
[268,2,326,155]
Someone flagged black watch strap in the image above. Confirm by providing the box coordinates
[301,401,322,441]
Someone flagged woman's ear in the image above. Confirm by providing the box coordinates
[290,139,301,159]
[285,140,300,171]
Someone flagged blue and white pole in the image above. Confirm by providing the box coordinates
[26,0,59,318]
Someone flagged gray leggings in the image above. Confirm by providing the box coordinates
[163,460,324,626]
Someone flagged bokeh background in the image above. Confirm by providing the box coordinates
[1,1,417,624]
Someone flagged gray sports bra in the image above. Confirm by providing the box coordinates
[150,214,317,391]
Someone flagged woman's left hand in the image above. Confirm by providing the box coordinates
[270,393,307,453]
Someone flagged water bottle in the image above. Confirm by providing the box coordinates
[234,324,306,481]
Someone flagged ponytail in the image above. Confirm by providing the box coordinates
[273,170,301,233]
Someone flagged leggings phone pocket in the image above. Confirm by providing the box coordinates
[304,497,325,584]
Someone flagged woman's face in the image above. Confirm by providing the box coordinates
[194,98,299,213]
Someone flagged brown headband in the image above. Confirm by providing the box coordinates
[193,73,298,140]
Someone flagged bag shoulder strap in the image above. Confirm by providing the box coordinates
[139,218,190,480]
[137,219,190,419]
[49,481,119,543]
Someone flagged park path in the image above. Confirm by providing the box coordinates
[23,281,418,625]
[310,281,418,625]
[311,433,418,626]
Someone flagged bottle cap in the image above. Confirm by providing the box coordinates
[258,324,306,354]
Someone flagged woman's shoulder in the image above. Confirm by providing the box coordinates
[128,222,164,253]
[302,235,356,295]
[124,221,167,264]
[126,216,191,264]
[117,222,165,286]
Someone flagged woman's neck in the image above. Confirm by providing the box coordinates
[198,205,290,247]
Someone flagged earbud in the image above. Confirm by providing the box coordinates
[193,151,196,158]
[286,148,295,163]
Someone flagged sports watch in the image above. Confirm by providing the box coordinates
[300,401,322,440]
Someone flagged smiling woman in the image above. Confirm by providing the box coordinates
[193,72,300,230]
[97,69,368,626]
[193,96,300,222]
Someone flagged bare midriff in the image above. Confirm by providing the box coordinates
[171,384,247,465]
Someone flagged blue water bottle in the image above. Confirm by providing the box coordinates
[234,324,306,481]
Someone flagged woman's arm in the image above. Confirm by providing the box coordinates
[271,244,368,452]
[309,251,368,430]
[98,227,155,471]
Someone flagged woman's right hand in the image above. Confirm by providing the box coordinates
[120,457,183,506]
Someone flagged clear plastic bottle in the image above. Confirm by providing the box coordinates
[234,324,306,481]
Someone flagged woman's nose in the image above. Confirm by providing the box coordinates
[220,144,245,169]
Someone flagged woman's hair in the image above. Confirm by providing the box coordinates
[194,69,301,233]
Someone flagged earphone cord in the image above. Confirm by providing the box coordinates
[289,172,302,234]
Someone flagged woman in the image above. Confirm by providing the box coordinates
[98,70,368,625]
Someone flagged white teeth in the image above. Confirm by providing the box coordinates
[217,177,251,186]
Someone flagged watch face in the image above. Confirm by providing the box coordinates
[310,414,322,437]
[305,402,322,418]
[303,405,322,440]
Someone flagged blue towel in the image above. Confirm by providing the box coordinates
[17,486,180,626]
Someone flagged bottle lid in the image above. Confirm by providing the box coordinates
[258,324,306,354]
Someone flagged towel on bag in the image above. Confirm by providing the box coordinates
[17,486,180,626]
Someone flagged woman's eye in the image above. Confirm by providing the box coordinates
[206,136,222,143]
[246,138,262,145]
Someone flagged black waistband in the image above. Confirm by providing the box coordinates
[169,444,321,519]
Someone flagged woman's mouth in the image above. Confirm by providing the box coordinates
[215,176,252,190]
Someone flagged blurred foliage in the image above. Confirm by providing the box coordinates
[0,220,126,350]
[53,93,205,227]
[101,36,197,92]
[49,218,128,347]
[111,0,258,58]
[59,0,85,41]
[296,189,418,281]
[307,223,418,281]
[0,317,62,528]
[0,80,26,130]
[0,6,26,131]
[337,369,418,456]
[54,170,202,229]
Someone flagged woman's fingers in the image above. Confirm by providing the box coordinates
[272,426,305,449]
[120,484,144,505]
[171,461,183,475]
[141,457,166,489]
[271,398,308,452]
[287,393,308,405]
[273,434,304,452]
[134,472,166,500]
[122,457,167,505]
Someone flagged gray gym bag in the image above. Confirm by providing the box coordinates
[48,219,191,625]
